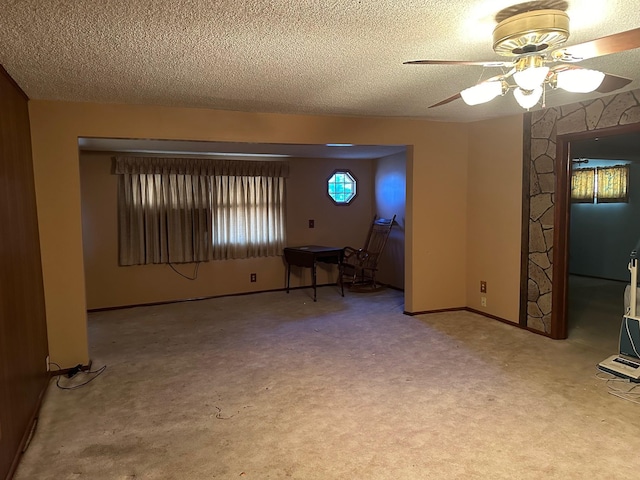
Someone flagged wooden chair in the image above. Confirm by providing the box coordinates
[339,214,396,293]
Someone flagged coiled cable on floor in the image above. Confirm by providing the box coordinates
[595,369,640,404]
[49,362,107,390]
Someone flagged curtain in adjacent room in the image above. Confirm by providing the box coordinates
[571,168,595,203]
[596,165,629,203]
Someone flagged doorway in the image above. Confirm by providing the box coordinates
[553,126,640,349]
[77,138,408,311]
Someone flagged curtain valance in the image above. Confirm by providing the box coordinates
[113,156,289,177]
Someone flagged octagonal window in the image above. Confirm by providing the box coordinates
[327,170,357,205]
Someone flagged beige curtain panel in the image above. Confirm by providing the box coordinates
[118,173,213,265]
[571,168,595,203]
[115,156,287,266]
[596,165,629,203]
[212,175,286,260]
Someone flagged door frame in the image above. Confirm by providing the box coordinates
[550,122,640,339]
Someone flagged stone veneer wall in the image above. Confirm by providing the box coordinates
[526,89,640,333]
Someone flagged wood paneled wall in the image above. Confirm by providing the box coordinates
[0,66,49,480]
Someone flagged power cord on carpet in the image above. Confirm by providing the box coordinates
[49,362,107,390]
[595,369,640,404]
[168,262,200,280]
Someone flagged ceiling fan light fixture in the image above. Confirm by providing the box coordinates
[555,68,605,93]
[492,9,570,56]
[514,65,550,90]
[460,81,504,106]
[407,8,640,112]
[513,86,543,109]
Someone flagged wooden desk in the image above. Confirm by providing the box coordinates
[284,245,344,301]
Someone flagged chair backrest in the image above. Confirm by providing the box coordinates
[361,214,396,268]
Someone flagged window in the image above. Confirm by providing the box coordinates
[597,165,629,203]
[571,168,595,203]
[327,170,357,205]
[571,164,629,204]
[211,175,286,260]
[115,157,288,265]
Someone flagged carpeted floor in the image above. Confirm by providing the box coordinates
[14,286,640,479]
[567,275,627,354]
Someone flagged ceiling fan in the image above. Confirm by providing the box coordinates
[405,5,640,109]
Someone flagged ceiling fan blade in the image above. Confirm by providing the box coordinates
[596,73,633,93]
[552,27,640,62]
[404,59,512,67]
[429,93,462,108]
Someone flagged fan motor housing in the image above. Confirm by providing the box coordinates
[493,9,570,56]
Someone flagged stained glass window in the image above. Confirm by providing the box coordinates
[327,170,357,204]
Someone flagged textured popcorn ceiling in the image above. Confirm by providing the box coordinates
[1,0,640,122]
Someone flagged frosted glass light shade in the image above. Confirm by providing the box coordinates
[556,69,605,93]
[460,81,503,106]
[513,86,543,109]
[513,66,550,91]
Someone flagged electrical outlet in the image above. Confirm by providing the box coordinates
[250,273,257,282]
[481,296,487,307]
[480,281,487,293]
[309,219,315,228]
[45,355,50,372]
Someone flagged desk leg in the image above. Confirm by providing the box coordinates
[312,262,317,302]
[286,264,291,293]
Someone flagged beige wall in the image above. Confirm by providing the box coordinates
[286,157,374,249]
[466,115,523,322]
[79,152,375,309]
[28,100,512,368]
[411,127,469,310]
[374,152,406,289]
